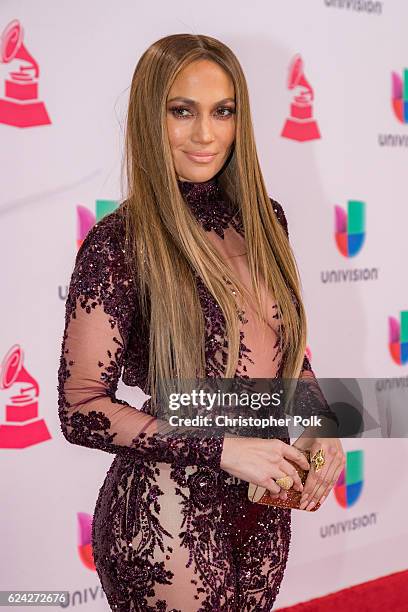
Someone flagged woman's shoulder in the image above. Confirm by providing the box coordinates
[77,203,127,261]
[66,201,139,346]
[268,197,289,238]
[72,202,135,296]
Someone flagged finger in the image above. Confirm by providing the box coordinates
[299,471,318,509]
[265,478,282,496]
[317,458,339,503]
[269,482,288,501]
[305,458,338,510]
[299,447,336,509]
[306,452,336,502]
[278,459,304,492]
[318,451,345,504]
[280,442,310,470]
[304,447,340,510]
[319,456,346,506]
[268,489,288,500]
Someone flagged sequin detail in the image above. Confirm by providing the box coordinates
[57,180,335,611]
[177,177,244,239]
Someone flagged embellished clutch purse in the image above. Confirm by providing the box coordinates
[247,449,321,511]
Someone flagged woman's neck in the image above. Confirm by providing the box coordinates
[176,176,243,239]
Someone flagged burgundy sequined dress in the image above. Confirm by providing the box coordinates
[58,177,333,611]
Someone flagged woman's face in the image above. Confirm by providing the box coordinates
[166,59,236,183]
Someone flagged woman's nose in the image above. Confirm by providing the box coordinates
[191,115,215,143]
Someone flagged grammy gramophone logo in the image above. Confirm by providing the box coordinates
[281,54,321,142]
[0,19,51,127]
[0,344,51,448]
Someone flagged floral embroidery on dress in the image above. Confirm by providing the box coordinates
[177,178,244,239]
[58,179,336,611]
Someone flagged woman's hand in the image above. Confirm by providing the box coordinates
[292,436,346,511]
[220,436,310,500]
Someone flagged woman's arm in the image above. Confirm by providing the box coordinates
[295,356,339,431]
[57,211,224,468]
[271,198,339,427]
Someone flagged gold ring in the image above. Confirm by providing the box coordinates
[275,476,294,491]
[311,449,325,472]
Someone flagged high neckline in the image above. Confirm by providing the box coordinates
[177,176,218,197]
[177,176,243,239]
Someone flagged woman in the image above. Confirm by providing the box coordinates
[58,34,344,611]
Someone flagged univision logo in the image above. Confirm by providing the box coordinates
[321,199,378,283]
[378,69,408,148]
[335,200,365,257]
[76,199,118,249]
[392,69,408,124]
[77,512,95,571]
[334,450,364,508]
[389,311,408,365]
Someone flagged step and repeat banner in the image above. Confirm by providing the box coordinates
[1,1,407,609]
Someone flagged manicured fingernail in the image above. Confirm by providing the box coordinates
[299,496,308,509]
[321,496,326,505]
[306,501,315,511]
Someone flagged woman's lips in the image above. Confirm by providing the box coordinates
[184,151,217,163]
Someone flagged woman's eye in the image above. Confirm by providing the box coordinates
[168,106,236,119]
[217,107,236,118]
[169,107,192,118]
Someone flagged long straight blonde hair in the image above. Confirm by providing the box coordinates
[121,33,307,404]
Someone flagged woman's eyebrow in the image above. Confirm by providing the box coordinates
[167,96,235,105]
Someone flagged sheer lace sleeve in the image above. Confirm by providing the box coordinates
[57,210,224,468]
[271,198,339,428]
[296,356,339,427]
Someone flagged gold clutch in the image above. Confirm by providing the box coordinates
[247,449,321,511]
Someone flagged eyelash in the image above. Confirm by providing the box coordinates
[168,106,236,120]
